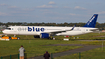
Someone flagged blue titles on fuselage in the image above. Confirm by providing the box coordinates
[28,27,44,32]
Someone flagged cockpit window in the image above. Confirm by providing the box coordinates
[6,28,11,30]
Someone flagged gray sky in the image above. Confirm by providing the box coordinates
[0,0,105,23]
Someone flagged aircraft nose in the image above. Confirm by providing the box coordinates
[2,30,6,34]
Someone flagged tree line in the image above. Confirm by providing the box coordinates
[0,22,105,30]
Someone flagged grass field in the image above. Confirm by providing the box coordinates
[0,39,105,58]
[0,32,105,58]
[0,40,83,58]
[54,47,105,59]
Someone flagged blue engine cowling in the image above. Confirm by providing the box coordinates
[40,33,50,38]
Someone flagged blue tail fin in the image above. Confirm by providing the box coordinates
[83,14,98,28]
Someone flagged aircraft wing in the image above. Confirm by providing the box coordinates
[45,25,75,35]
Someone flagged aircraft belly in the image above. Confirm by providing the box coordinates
[57,31,83,36]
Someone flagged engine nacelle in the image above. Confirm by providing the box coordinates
[34,35,40,38]
[40,33,50,38]
[34,33,50,38]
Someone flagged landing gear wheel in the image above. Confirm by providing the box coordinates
[9,36,11,40]
[17,37,20,40]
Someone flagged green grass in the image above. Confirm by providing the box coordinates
[0,40,105,58]
[0,32,105,58]
[0,40,82,58]
[54,47,105,59]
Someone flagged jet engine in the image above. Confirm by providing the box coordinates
[40,33,50,38]
[34,33,50,38]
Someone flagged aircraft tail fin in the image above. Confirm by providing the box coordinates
[83,14,98,28]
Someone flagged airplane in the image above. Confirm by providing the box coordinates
[2,14,98,39]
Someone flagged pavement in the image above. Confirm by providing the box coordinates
[28,44,102,59]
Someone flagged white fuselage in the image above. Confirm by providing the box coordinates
[2,26,98,36]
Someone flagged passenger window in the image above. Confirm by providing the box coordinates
[24,28,27,31]
[86,29,88,31]
[18,28,21,31]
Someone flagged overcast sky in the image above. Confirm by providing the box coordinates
[0,0,105,23]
